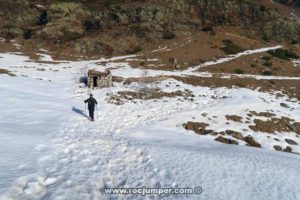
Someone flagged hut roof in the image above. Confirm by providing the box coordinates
[88,69,107,76]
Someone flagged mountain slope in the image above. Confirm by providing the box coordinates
[0,0,299,59]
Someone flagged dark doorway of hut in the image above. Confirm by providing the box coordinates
[93,77,98,88]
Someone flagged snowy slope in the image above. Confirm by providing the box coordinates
[0,75,81,195]
[0,51,300,200]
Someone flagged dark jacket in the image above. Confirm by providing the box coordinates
[85,97,97,110]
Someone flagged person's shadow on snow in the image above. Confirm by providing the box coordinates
[72,107,88,118]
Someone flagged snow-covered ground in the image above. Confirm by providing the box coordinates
[2,50,300,82]
[0,51,300,200]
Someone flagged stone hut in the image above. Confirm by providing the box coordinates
[87,69,113,89]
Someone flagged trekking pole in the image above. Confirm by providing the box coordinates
[96,105,98,119]
[85,103,86,116]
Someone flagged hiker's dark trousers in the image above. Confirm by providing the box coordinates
[89,109,94,120]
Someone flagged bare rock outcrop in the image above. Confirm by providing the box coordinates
[36,2,91,41]
[215,136,239,145]
[243,135,262,148]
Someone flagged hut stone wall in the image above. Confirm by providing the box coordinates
[87,69,113,89]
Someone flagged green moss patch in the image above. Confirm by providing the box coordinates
[267,49,299,60]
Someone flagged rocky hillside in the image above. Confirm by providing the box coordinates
[0,0,299,58]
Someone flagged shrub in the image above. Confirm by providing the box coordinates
[36,11,48,26]
[202,26,213,32]
[259,5,267,12]
[263,61,272,67]
[201,26,216,35]
[269,80,275,85]
[261,56,271,61]
[105,0,123,5]
[221,40,244,55]
[126,45,142,54]
[290,39,298,45]
[262,34,271,42]
[83,20,101,32]
[130,25,149,37]
[222,39,233,45]
[262,70,272,76]
[162,31,175,40]
[23,29,32,40]
[267,49,299,60]
[234,68,244,74]
[250,63,257,68]
[234,82,246,88]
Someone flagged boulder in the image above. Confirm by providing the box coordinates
[37,2,91,41]
[183,122,211,135]
[225,130,244,140]
[283,146,293,153]
[280,103,290,108]
[243,135,261,148]
[273,145,283,151]
[294,122,300,134]
[285,139,298,145]
[215,136,238,145]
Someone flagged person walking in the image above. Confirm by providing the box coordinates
[84,94,98,121]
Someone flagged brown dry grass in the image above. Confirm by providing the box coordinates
[171,75,300,100]
[123,76,169,85]
[249,111,276,118]
[117,88,194,101]
[249,117,300,134]
[120,26,265,71]
[0,68,16,76]
[197,51,300,77]
[116,73,300,101]
[226,115,243,123]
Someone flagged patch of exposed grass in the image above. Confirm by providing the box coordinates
[0,68,16,76]
[234,82,246,88]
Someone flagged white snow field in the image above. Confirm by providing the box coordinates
[0,75,80,194]
[0,51,300,200]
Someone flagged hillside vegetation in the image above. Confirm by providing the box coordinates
[0,0,299,58]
